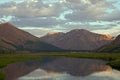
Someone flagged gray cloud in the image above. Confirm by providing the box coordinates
[0,0,119,22]
[65,0,119,22]
[116,21,120,24]
[0,0,65,18]
[11,17,66,27]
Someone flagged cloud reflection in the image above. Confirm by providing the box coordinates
[18,68,120,80]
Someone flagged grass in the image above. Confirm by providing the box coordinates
[0,52,120,79]
[0,53,42,68]
[0,72,5,80]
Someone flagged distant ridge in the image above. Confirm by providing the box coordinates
[40,29,113,51]
[98,34,120,52]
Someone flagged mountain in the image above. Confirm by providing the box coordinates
[40,29,113,51]
[0,22,38,50]
[0,38,16,50]
[0,22,62,51]
[98,34,120,52]
[0,22,38,44]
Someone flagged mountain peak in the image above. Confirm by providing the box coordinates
[41,29,113,50]
[0,22,17,30]
[0,22,13,27]
[70,29,89,32]
[0,23,62,51]
[0,22,37,45]
[66,29,93,36]
[68,29,91,34]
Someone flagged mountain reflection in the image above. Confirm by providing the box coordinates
[2,57,119,80]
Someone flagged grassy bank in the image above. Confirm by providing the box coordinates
[0,72,5,80]
[0,52,120,79]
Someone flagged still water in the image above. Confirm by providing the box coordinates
[18,69,120,80]
[3,57,120,80]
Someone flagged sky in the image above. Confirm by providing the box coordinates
[0,0,120,37]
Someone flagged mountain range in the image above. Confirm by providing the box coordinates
[0,22,62,52]
[0,22,119,52]
[40,29,113,51]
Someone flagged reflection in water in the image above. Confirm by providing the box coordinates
[18,69,120,80]
[2,57,119,80]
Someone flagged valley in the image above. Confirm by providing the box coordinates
[0,23,120,80]
[0,0,120,79]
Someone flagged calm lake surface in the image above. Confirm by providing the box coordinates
[2,57,120,80]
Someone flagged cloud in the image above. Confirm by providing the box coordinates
[65,0,119,21]
[0,0,64,18]
[58,22,116,32]
[0,0,119,22]
[101,10,120,21]
[18,68,120,80]
[0,0,120,36]
[10,17,66,27]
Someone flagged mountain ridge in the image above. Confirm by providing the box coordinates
[0,22,63,51]
[0,22,38,45]
[0,22,117,52]
[40,29,113,51]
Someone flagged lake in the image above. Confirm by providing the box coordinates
[2,57,120,80]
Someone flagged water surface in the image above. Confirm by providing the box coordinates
[2,57,119,80]
[18,69,120,80]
